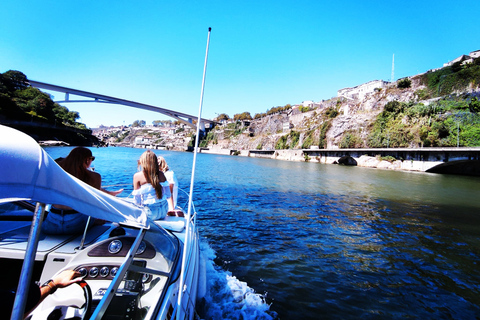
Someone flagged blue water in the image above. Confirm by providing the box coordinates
[45,146,480,319]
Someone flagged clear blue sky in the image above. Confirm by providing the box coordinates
[1,1,479,128]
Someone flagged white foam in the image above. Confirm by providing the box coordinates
[199,240,277,320]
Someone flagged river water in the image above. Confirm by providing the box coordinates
[45,146,480,320]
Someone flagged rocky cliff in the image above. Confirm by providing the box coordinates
[205,68,480,151]
[207,75,421,151]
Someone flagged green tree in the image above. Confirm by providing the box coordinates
[233,112,252,121]
[1,70,29,92]
[132,120,146,127]
[216,113,229,121]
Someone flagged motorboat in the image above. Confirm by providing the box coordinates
[0,124,203,319]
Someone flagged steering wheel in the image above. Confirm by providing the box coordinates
[29,280,92,320]
[77,280,93,320]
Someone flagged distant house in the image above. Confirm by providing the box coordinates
[135,136,151,145]
[337,80,389,101]
[470,50,480,59]
[443,50,480,67]
[301,100,321,108]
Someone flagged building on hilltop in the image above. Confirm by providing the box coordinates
[443,50,480,67]
[301,100,322,108]
[337,80,389,101]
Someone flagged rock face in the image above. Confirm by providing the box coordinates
[208,75,429,151]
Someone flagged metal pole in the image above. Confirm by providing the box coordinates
[11,203,46,320]
[177,27,211,319]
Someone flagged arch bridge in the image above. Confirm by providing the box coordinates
[29,80,217,130]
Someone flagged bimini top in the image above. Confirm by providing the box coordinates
[0,125,148,229]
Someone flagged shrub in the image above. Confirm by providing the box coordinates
[384,101,404,114]
[275,135,288,149]
[339,132,362,148]
[325,107,338,118]
[397,78,411,89]
[275,131,300,149]
[380,155,397,163]
[301,135,313,149]
[299,106,311,113]
[415,88,431,100]
[318,121,331,148]
[469,97,480,113]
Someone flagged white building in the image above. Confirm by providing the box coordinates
[337,80,389,101]
[443,50,480,67]
[135,136,151,145]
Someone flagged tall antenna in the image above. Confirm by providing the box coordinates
[391,54,395,82]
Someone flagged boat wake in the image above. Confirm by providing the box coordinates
[198,240,277,320]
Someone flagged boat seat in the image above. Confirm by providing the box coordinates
[154,216,185,232]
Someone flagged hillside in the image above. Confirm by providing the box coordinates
[100,54,480,152]
[0,70,99,145]
[202,54,480,151]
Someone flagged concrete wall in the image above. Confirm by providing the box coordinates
[199,147,480,174]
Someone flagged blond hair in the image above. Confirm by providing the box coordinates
[138,150,162,199]
[157,155,169,172]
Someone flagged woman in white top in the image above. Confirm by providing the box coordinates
[132,150,173,220]
[157,156,178,212]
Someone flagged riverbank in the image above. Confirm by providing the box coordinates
[197,146,480,176]
[106,143,480,176]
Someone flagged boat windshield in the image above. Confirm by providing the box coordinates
[93,224,181,319]
[0,201,181,320]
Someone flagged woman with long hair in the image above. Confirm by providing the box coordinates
[132,150,171,220]
[157,155,178,213]
[42,147,122,234]
[58,147,100,188]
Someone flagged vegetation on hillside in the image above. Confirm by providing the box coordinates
[421,58,480,97]
[170,55,480,151]
[363,59,480,148]
[254,104,292,119]
[366,98,480,148]
[0,70,89,130]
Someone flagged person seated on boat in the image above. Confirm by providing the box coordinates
[157,156,181,215]
[42,147,123,235]
[132,150,172,220]
[1,269,83,318]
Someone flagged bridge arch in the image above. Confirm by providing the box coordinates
[426,160,480,176]
[28,80,217,130]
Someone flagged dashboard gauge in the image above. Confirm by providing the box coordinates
[100,266,110,277]
[108,240,123,254]
[136,241,147,255]
[110,267,119,277]
[78,267,88,278]
[89,267,99,278]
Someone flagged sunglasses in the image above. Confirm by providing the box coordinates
[89,156,95,161]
